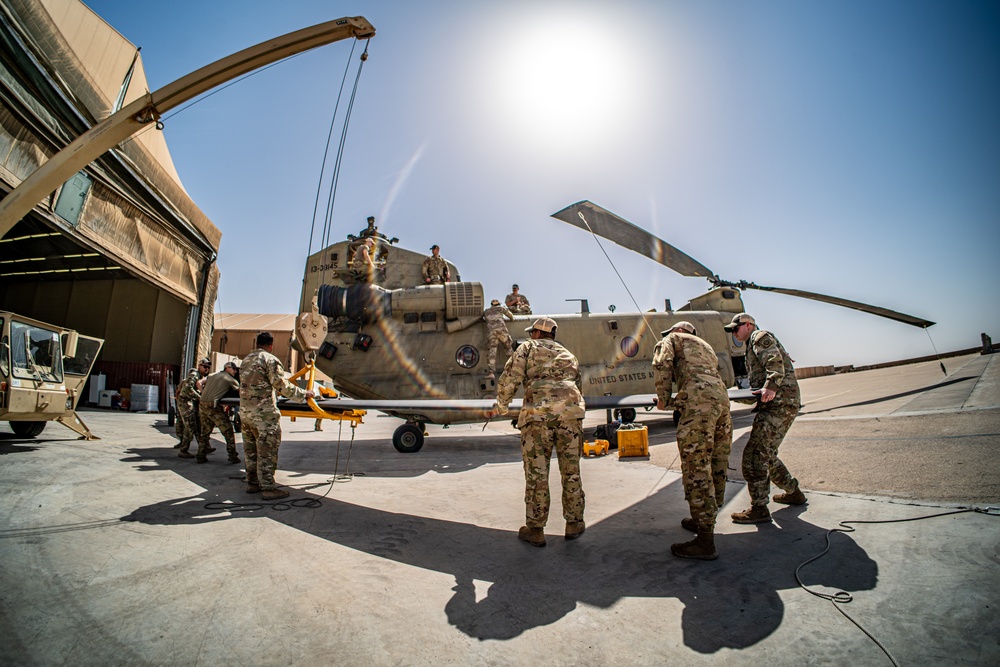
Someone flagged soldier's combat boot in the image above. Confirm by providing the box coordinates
[262,488,290,500]
[681,517,698,533]
[246,482,261,494]
[565,521,586,540]
[173,442,182,449]
[178,450,194,459]
[228,455,241,464]
[206,446,216,453]
[518,526,546,547]
[196,456,208,464]
[671,527,717,560]
[731,505,772,524]
[773,489,807,505]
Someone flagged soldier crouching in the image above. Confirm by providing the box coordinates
[195,361,241,464]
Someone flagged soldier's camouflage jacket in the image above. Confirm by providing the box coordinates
[177,368,201,403]
[421,255,450,283]
[505,293,532,314]
[239,348,308,416]
[482,304,514,334]
[497,338,586,428]
[747,329,800,406]
[652,331,727,408]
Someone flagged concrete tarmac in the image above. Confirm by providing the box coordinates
[1,354,998,666]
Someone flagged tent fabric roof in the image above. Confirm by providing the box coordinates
[214,313,296,332]
[37,0,184,187]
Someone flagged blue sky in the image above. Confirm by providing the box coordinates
[85,0,999,367]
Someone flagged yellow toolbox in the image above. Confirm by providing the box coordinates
[583,439,609,457]
[617,424,649,458]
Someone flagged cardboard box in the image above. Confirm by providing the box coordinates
[617,425,649,458]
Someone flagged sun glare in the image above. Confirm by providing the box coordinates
[486,13,641,155]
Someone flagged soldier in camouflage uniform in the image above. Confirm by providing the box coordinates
[652,321,732,560]
[505,284,532,315]
[422,244,450,284]
[494,317,586,547]
[482,299,515,378]
[195,362,241,464]
[352,237,377,282]
[724,313,806,525]
[239,332,315,500]
[175,358,210,458]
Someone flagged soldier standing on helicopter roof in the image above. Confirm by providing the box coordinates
[352,237,377,282]
[422,245,450,284]
[725,313,807,525]
[482,299,514,378]
[652,321,733,560]
[505,284,532,314]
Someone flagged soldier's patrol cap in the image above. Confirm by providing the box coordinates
[430,244,440,250]
[198,357,211,366]
[526,317,558,333]
[723,313,756,332]
[491,299,500,306]
[661,321,696,336]
[512,284,519,289]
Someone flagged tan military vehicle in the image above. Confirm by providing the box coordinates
[0,312,103,439]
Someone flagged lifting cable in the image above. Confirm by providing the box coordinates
[576,210,658,339]
[121,53,311,148]
[922,328,948,376]
[795,506,998,666]
[308,39,371,286]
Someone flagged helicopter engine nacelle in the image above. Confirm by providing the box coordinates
[317,283,391,324]
[317,282,484,324]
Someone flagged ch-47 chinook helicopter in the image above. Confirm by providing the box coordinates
[294,202,933,453]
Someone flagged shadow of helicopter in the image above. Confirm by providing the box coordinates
[121,445,876,651]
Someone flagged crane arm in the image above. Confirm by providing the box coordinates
[0,16,375,237]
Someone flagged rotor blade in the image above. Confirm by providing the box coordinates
[551,200,714,278]
[745,284,935,328]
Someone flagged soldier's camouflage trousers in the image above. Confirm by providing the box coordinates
[486,329,513,373]
[676,397,733,529]
[176,399,198,451]
[520,419,585,529]
[197,404,238,459]
[242,407,283,490]
[742,401,799,506]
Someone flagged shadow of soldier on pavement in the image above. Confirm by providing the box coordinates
[121,446,877,650]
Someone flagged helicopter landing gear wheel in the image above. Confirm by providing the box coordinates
[393,423,425,453]
[614,408,637,423]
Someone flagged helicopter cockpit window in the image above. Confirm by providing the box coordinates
[455,345,479,369]
[722,290,737,300]
[420,312,436,322]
